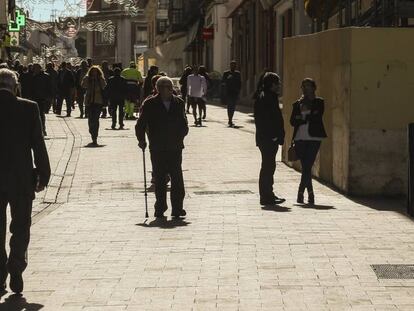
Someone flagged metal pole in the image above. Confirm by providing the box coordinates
[408,123,414,217]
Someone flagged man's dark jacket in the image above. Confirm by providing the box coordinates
[290,97,327,139]
[106,75,128,104]
[135,94,189,151]
[57,68,75,96]
[0,90,51,199]
[221,70,241,99]
[254,91,285,147]
[31,71,52,104]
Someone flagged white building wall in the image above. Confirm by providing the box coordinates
[212,4,232,73]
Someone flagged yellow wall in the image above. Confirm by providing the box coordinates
[282,27,414,196]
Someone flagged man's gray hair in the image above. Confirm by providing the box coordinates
[0,68,18,91]
[155,76,173,91]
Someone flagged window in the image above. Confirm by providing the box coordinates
[171,9,183,25]
[95,31,111,45]
[135,26,147,44]
[157,20,167,34]
[158,0,169,10]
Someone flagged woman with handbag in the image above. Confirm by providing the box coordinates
[82,66,107,146]
[290,78,327,204]
[254,72,286,206]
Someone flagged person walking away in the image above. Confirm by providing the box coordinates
[290,78,327,205]
[100,61,113,118]
[143,65,159,99]
[254,72,286,206]
[198,66,211,120]
[222,60,241,127]
[136,77,189,218]
[187,67,207,126]
[121,61,143,120]
[105,67,127,129]
[18,66,33,100]
[82,66,107,146]
[31,64,52,136]
[179,66,192,113]
[0,68,51,293]
[56,62,75,117]
[76,60,89,118]
[45,62,58,114]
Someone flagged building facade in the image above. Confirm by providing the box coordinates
[85,0,147,68]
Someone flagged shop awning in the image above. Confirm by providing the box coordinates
[144,35,186,61]
[185,20,201,50]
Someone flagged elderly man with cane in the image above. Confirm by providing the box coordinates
[0,68,51,293]
[136,76,189,218]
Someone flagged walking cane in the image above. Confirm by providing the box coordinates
[142,149,149,218]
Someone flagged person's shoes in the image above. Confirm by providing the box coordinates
[297,192,304,204]
[111,125,116,130]
[202,114,206,120]
[273,196,286,205]
[172,209,186,218]
[228,121,234,127]
[119,125,124,130]
[186,110,190,114]
[66,113,71,117]
[194,120,198,126]
[43,130,47,137]
[91,138,98,146]
[9,273,23,294]
[308,192,315,205]
[198,118,202,126]
[80,114,84,118]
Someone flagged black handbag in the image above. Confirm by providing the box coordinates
[288,141,298,162]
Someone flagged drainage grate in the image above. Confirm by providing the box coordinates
[194,190,253,195]
[371,264,414,279]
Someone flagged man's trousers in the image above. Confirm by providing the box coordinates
[0,192,32,279]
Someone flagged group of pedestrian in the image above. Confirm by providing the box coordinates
[0,56,327,295]
[254,73,327,206]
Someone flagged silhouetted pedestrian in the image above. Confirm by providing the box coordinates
[82,66,107,146]
[136,77,189,218]
[222,60,241,127]
[31,63,52,136]
[198,65,211,120]
[290,78,327,205]
[179,66,192,113]
[76,60,89,118]
[56,62,76,116]
[106,67,127,129]
[254,72,286,206]
[0,68,51,294]
[143,66,159,99]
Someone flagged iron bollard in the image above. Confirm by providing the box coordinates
[408,123,414,217]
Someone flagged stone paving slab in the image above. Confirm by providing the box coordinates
[1,104,414,310]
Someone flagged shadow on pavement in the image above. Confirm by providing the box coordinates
[295,204,335,210]
[261,205,291,212]
[0,294,43,311]
[136,218,191,229]
[348,197,409,216]
[83,144,106,148]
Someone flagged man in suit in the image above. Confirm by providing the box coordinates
[136,76,189,218]
[0,69,51,293]
[221,60,241,127]
[56,61,76,117]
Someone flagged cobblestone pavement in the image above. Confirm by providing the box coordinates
[1,104,414,311]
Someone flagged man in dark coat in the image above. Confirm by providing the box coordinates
[31,63,52,136]
[221,60,241,127]
[254,72,285,206]
[0,68,51,293]
[106,67,127,129]
[136,76,189,218]
[46,62,58,113]
[76,60,89,118]
[56,61,75,116]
